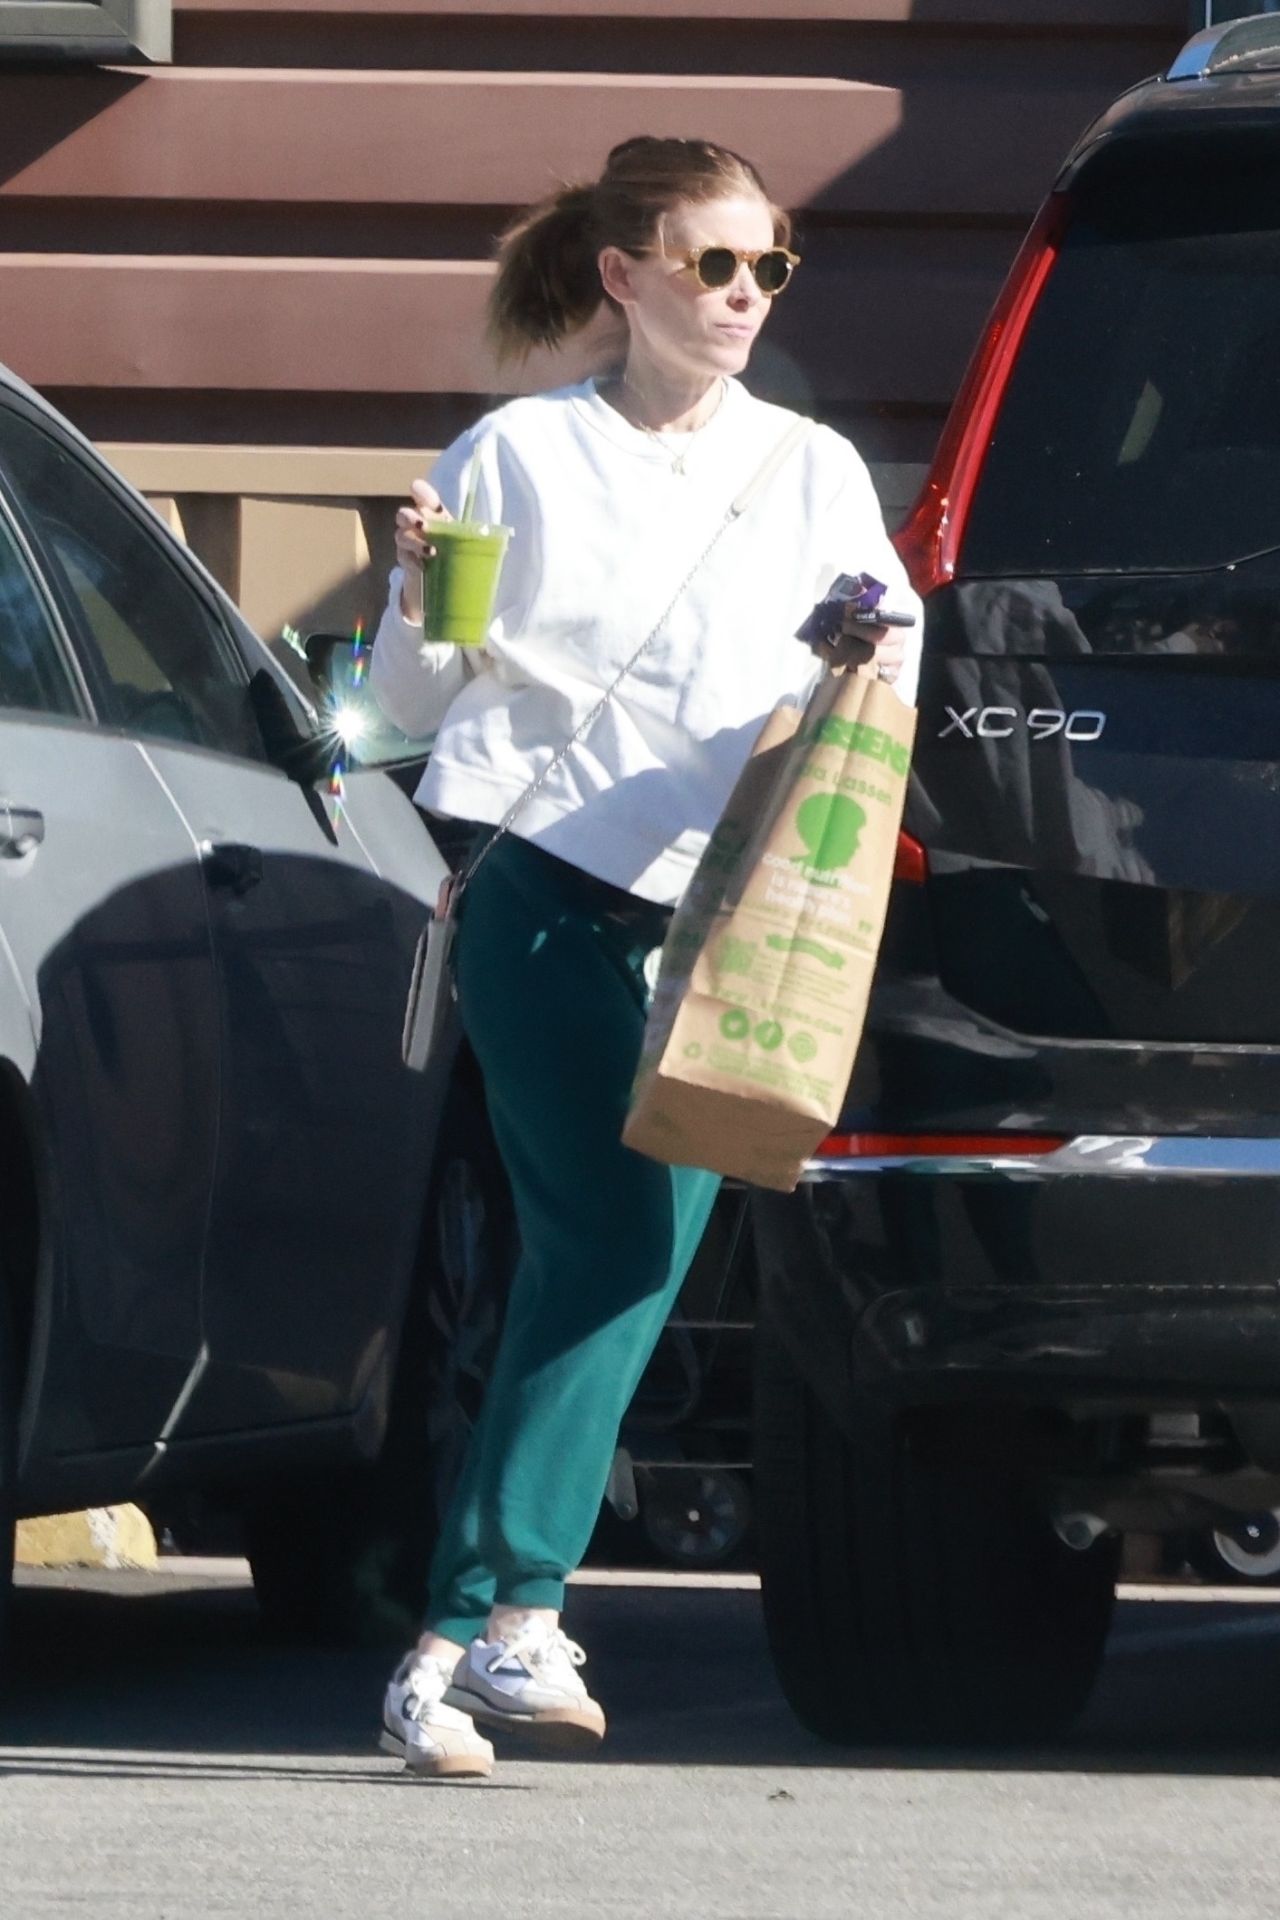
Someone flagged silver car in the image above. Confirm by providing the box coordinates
[0,363,493,1650]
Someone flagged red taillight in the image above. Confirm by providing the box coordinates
[894,830,928,886]
[894,193,1070,597]
[816,1133,1065,1160]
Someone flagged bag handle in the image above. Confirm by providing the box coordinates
[449,414,812,907]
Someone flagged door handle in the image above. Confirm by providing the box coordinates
[201,840,264,895]
[0,805,45,857]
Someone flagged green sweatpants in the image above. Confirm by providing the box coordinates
[425,834,722,1645]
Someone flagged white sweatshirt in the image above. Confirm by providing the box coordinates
[370,375,922,906]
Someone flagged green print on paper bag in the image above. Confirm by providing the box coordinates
[716,936,758,978]
[789,791,866,878]
[765,932,845,972]
[803,713,911,780]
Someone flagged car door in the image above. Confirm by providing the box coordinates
[0,406,215,1457]
[1,403,423,1438]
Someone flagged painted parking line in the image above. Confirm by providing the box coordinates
[19,1562,1280,1605]
[1118,1582,1280,1606]
[569,1567,761,1591]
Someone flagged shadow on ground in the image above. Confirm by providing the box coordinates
[5,1573,1280,1786]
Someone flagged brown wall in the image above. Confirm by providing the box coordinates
[0,0,1188,640]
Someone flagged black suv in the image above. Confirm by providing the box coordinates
[751,11,1280,1745]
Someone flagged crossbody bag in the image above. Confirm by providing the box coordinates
[403,413,812,1071]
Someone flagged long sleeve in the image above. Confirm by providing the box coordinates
[368,421,504,742]
[818,436,925,709]
[370,376,922,904]
[367,571,475,741]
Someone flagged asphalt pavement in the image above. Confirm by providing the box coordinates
[3,1562,1280,1919]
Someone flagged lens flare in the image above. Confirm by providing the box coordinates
[322,627,371,816]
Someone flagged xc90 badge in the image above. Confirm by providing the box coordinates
[939,706,1107,743]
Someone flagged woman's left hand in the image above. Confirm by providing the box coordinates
[811,603,907,684]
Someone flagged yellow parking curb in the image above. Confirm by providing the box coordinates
[15,1506,158,1571]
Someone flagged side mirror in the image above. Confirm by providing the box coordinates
[248,669,336,787]
[303,630,349,690]
[303,630,434,772]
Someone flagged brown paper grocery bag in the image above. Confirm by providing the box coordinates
[624,668,917,1192]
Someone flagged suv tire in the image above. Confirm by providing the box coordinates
[1183,1512,1280,1587]
[245,1069,515,1645]
[754,1312,1118,1745]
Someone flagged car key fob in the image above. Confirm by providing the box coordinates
[795,571,888,648]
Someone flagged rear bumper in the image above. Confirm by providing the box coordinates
[753,1135,1280,1410]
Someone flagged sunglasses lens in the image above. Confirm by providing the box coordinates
[696,248,738,289]
[754,250,793,294]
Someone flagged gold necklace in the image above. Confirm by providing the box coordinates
[622,376,725,477]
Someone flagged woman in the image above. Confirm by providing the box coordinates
[370,136,923,1780]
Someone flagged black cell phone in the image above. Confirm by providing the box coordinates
[843,606,917,628]
[795,571,917,646]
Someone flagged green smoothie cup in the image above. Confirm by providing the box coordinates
[423,519,512,647]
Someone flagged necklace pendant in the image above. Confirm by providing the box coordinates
[671,453,687,477]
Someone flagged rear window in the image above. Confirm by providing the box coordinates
[963,138,1280,576]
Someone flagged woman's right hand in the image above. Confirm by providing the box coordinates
[396,480,452,623]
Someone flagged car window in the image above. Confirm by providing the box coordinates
[0,406,265,760]
[963,142,1280,577]
[0,506,81,718]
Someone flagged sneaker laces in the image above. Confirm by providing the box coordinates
[496,1621,587,1681]
[403,1656,451,1712]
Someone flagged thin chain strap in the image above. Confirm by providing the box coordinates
[452,415,811,904]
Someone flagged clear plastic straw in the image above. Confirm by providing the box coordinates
[461,448,482,525]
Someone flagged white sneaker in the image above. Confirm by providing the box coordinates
[444,1619,607,1751]
[379,1653,495,1779]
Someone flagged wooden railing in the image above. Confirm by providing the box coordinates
[0,0,1187,637]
